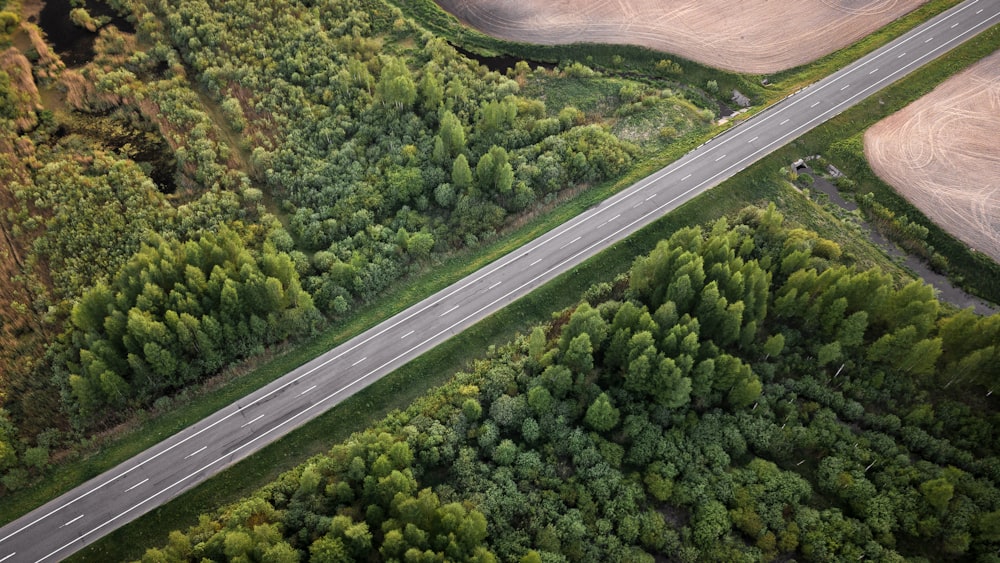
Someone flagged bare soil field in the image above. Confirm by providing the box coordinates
[865,50,1000,264]
[435,0,927,74]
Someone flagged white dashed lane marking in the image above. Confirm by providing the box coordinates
[183,446,207,460]
[124,479,149,492]
[240,414,264,428]
[58,516,83,529]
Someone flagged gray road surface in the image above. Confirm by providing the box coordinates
[1,1,998,560]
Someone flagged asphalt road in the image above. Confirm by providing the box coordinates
[2,1,998,560]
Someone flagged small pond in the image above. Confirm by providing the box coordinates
[37,0,134,67]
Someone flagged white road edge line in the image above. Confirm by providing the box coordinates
[240,414,264,428]
[20,3,997,559]
[183,446,207,460]
[298,385,317,396]
[58,516,83,529]
[124,479,149,493]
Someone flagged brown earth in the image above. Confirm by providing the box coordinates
[864,50,1000,265]
[435,0,928,74]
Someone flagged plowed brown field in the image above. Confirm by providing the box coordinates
[865,50,1000,264]
[435,0,927,74]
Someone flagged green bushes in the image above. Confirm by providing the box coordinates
[144,208,1000,560]
[54,226,319,425]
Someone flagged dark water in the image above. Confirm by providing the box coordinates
[448,42,555,74]
[37,0,134,67]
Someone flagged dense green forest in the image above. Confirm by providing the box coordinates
[0,0,714,495]
[141,208,1000,562]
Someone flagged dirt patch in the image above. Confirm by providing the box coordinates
[434,0,927,74]
[864,50,1000,265]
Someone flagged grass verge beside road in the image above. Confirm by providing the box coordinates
[391,0,962,107]
[781,22,1000,303]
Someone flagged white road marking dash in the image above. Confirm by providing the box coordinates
[351,356,367,366]
[488,281,502,290]
[400,330,414,339]
[184,446,207,460]
[779,119,789,125]
[59,515,84,529]
[810,101,820,108]
[0,553,15,562]
[714,154,727,162]
[299,385,317,396]
[747,137,758,143]
[125,478,149,492]
[559,236,582,249]
[681,174,691,181]
[439,305,459,317]
[530,258,542,266]
[240,414,264,428]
